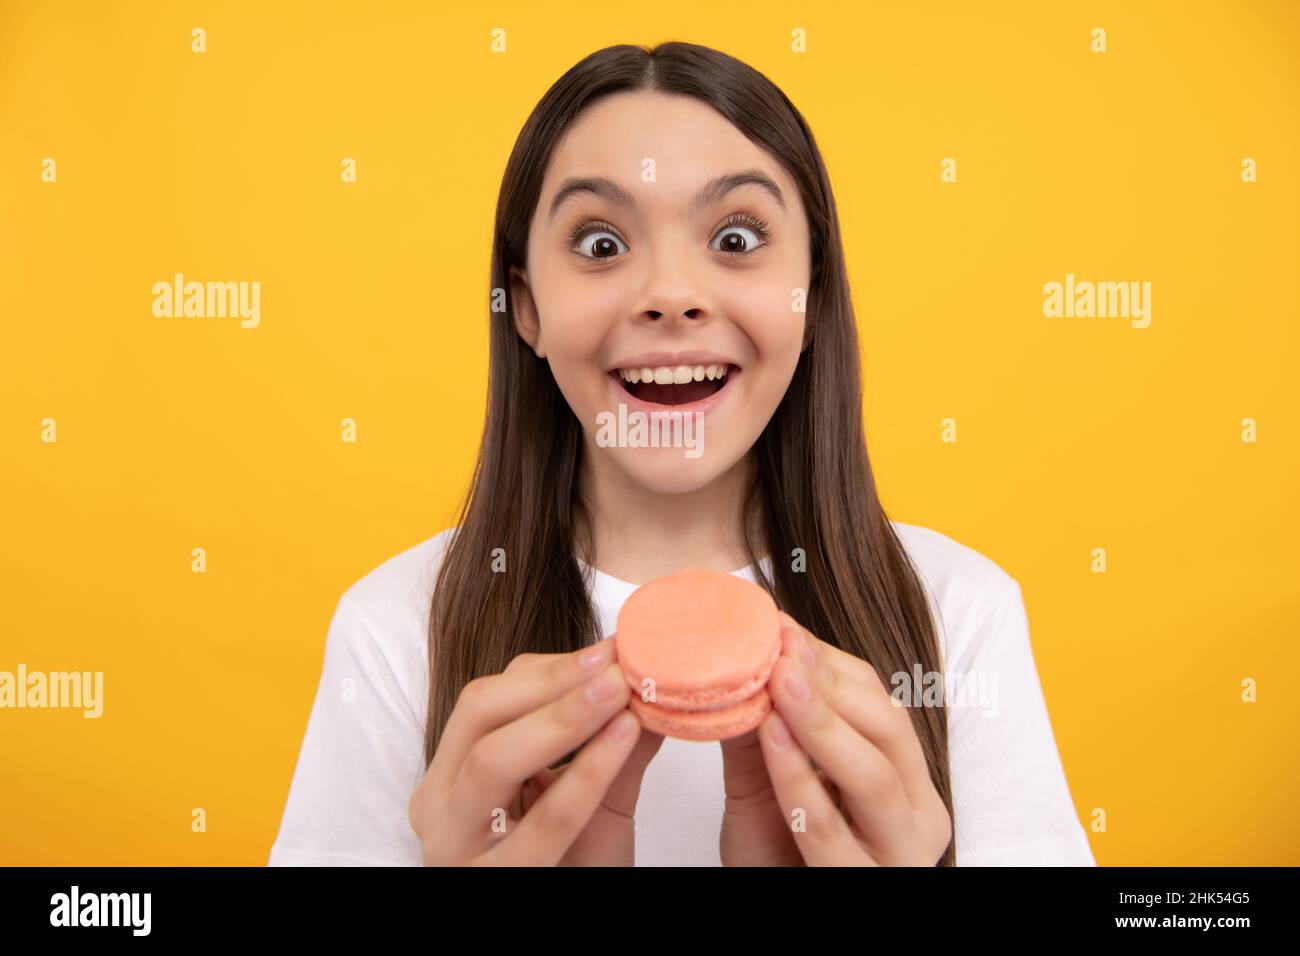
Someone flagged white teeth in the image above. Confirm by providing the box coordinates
[618,363,731,383]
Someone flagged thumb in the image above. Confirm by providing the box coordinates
[599,714,665,816]
[719,725,769,790]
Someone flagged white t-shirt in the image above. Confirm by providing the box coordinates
[267,521,1096,866]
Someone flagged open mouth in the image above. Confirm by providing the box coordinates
[609,364,735,406]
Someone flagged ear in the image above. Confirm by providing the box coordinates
[509,266,546,359]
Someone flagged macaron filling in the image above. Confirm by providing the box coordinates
[621,640,781,711]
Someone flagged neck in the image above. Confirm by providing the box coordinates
[577,441,757,585]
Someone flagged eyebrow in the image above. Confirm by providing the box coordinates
[546,168,786,222]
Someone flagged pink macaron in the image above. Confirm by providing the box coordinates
[613,567,782,741]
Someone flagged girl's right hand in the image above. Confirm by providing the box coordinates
[408,637,664,866]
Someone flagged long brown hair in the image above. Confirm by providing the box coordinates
[425,41,956,865]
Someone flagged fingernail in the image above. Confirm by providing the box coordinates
[785,669,811,701]
[768,714,792,748]
[798,641,816,668]
[586,667,621,703]
[604,710,636,742]
[579,641,609,671]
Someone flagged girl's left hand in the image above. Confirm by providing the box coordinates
[718,612,952,866]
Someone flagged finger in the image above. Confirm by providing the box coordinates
[433,639,616,792]
[756,710,873,866]
[719,727,772,805]
[779,612,881,691]
[767,651,915,862]
[536,725,662,815]
[779,614,942,819]
[816,768,841,808]
[521,767,559,814]
[450,662,632,848]
[718,725,806,867]
[601,723,665,816]
[484,709,642,866]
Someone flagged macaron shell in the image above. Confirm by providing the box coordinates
[628,687,772,742]
[614,567,781,711]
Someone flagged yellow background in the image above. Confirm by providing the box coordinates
[2,0,1296,865]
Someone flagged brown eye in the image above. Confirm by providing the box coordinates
[589,236,621,258]
[710,221,767,257]
[572,224,628,260]
[718,231,750,253]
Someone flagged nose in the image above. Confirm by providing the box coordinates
[634,246,710,325]
[642,303,703,322]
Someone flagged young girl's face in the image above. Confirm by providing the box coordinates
[511,90,811,496]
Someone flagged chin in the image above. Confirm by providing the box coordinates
[609,445,736,495]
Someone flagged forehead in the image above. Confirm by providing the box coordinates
[538,89,797,213]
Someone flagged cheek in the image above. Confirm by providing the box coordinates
[534,276,615,372]
[729,279,806,374]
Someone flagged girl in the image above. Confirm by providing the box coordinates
[269,41,1094,867]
